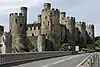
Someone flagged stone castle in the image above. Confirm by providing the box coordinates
[0,3,94,53]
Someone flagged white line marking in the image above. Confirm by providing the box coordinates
[43,55,82,67]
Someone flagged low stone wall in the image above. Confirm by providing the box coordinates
[0,51,76,66]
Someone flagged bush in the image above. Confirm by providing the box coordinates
[59,43,73,51]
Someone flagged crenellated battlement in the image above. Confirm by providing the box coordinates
[67,16,75,21]
[10,13,25,17]
[86,24,94,27]
[76,21,86,25]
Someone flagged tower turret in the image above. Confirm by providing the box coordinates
[60,12,66,24]
[20,7,27,24]
[20,7,27,17]
[37,14,42,23]
[44,3,51,10]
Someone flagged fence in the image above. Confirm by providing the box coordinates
[0,51,77,66]
[76,52,98,67]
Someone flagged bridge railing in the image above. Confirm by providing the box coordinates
[0,51,77,66]
[76,52,98,67]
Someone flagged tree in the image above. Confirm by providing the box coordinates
[59,43,73,51]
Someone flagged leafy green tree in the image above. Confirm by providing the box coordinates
[59,43,73,51]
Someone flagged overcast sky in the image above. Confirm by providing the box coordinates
[0,0,100,36]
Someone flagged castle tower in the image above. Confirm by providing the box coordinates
[75,22,87,47]
[86,24,94,39]
[9,7,28,53]
[66,17,75,36]
[20,7,27,19]
[66,17,76,44]
[40,3,61,50]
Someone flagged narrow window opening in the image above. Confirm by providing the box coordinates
[30,27,32,30]
[20,24,22,27]
[45,16,47,20]
[15,19,17,23]
[34,27,36,30]
[48,21,49,26]
[32,33,34,36]
[89,32,91,34]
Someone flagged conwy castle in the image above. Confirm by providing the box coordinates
[0,3,94,53]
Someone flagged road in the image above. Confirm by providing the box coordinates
[12,53,91,67]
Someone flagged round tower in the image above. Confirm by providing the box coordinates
[37,34,45,52]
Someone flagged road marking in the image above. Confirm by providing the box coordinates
[43,55,82,67]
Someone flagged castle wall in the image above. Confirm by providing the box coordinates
[27,36,37,51]
[3,32,12,53]
[26,23,41,36]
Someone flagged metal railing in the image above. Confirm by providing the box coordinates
[76,52,98,67]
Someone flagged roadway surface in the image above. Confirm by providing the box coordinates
[12,53,91,67]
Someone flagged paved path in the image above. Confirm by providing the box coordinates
[12,53,91,67]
